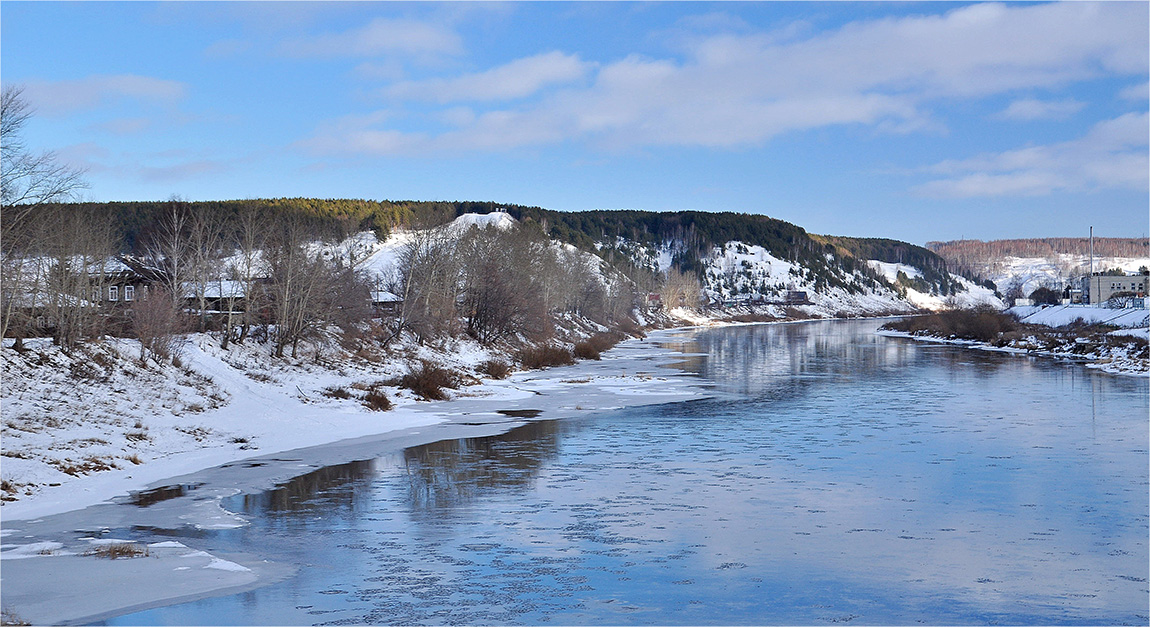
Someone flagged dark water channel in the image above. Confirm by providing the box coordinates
[106,320,1149,625]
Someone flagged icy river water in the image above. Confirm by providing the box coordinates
[105,319,1148,625]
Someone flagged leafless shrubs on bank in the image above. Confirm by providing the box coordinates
[517,345,575,369]
[882,307,1018,343]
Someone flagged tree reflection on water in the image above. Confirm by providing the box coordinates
[230,420,563,521]
[235,458,377,516]
[402,419,561,514]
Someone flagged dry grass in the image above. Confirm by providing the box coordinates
[85,542,149,559]
[51,456,119,476]
[1,608,31,626]
[322,386,353,400]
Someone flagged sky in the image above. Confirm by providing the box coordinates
[2,1,1147,245]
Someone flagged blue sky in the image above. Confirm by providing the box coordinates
[2,1,1147,245]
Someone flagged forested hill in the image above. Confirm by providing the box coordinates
[39,199,820,268]
[814,235,986,294]
[32,197,968,298]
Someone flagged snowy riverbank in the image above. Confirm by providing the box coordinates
[0,330,711,625]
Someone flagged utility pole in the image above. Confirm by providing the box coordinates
[1088,226,1094,304]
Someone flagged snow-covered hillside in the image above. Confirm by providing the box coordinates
[983,255,1149,295]
[247,212,997,317]
[600,236,1000,315]
[868,261,1001,311]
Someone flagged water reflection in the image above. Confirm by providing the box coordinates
[403,420,561,513]
[107,319,1148,626]
[235,459,377,516]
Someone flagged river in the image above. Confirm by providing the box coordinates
[104,319,1148,625]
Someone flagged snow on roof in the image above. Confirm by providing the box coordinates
[181,281,246,299]
[371,290,402,303]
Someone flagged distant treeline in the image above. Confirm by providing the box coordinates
[928,237,1150,276]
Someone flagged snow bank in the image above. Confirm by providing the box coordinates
[1010,304,1150,329]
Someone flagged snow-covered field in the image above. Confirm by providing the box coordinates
[1010,304,1150,329]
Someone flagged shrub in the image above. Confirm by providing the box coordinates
[516,345,575,369]
[573,341,601,360]
[363,390,392,411]
[482,360,511,379]
[882,307,1017,343]
[398,361,459,401]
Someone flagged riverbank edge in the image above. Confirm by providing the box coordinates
[876,329,1150,377]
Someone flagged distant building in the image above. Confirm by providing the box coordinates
[371,290,403,315]
[784,290,810,305]
[1081,274,1149,304]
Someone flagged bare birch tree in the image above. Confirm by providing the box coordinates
[1,86,88,348]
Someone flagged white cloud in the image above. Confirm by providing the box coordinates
[89,117,153,135]
[994,98,1085,121]
[21,75,186,117]
[384,52,593,103]
[303,2,1148,156]
[913,112,1149,198]
[280,18,462,59]
[1120,81,1150,101]
[203,38,252,60]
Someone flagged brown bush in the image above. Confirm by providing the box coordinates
[573,341,601,360]
[882,307,1017,343]
[398,361,460,401]
[482,360,511,379]
[574,331,627,360]
[363,390,393,411]
[517,345,575,369]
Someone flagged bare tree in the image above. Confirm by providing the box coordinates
[659,267,703,311]
[187,205,226,332]
[228,203,268,346]
[41,206,117,350]
[1,86,88,208]
[144,198,191,313]
[396,225,462,344]
[131,287,184,364]
[1,86,88,348]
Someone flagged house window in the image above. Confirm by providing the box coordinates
[124,285,135,301]
[92,287,101,302]
[109,285,118,301]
